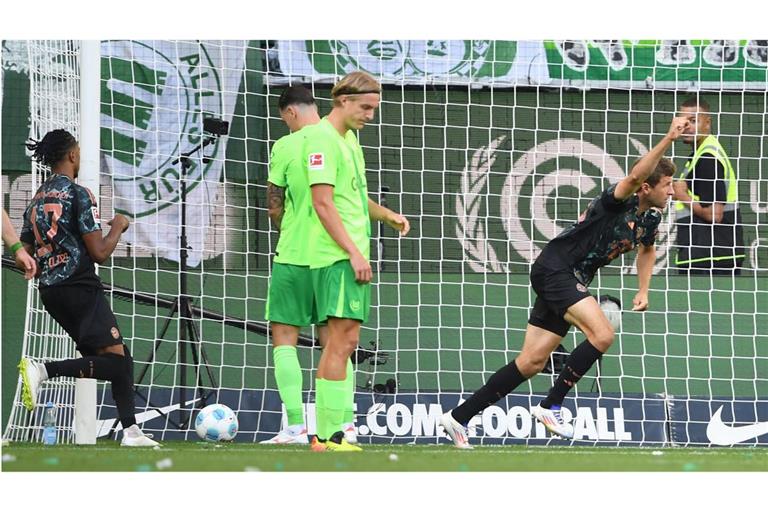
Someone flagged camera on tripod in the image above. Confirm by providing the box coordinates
[203,117,229,136]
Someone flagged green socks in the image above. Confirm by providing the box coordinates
[273,346,304,427]
[343,358,355,425]
[315,378,329,439]
[273,346,355,437]
[316,358,355,439]
[322,377,349,437]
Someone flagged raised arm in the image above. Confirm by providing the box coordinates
[614,117,690,201]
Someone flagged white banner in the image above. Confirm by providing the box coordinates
[273,40,550,86]
[101,40,245,266]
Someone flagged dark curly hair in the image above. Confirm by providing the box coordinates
[25,129,77,169]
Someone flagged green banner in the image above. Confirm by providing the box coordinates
[273,40,541,85]
[544,40,768,89]
[273,40,768,90]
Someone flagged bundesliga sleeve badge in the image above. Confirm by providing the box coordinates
[308,153,325,171]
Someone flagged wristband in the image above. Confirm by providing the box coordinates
[10,241,23,254]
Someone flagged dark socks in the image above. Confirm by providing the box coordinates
[44,346,137,428]
[112,346,136,428]
[45,355,122,381]
[452,360,527,424]
[540,339,603,409]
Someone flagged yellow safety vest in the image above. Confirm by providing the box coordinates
[674,134,743,266]
[675,134,738,214]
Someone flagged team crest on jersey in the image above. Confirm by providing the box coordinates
[111,327,120,339]
[309,153,325,170]
[576,283,588,293]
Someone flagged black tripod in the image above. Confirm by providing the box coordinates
[134,131,224,430]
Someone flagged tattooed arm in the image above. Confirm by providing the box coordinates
[267,182,285,230]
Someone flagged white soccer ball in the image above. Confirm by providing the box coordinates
[599,298,622,331]
[194,404,238,442]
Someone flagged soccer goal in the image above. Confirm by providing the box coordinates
[4,40,767,446]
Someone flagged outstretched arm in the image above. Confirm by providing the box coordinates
[614,117,690,201]
[368,198,410,236]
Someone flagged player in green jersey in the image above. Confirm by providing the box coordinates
[263,86,358,444]
[306,72,410,452]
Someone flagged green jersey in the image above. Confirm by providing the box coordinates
[304,117,371,269]
[267,128,318,266]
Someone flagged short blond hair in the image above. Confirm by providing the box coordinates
[331,71,381,105]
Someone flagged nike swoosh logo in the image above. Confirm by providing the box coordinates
[706,405,768,445]
[96,398,201,437]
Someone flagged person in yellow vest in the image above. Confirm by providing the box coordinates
[673,98,744,275]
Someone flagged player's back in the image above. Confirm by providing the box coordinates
[269,127,319,266]
[22,174,100,288]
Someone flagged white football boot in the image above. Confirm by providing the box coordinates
[439,411,473,449]
[259,426,309,444]
[121,424,161,447]
[343,423,358,444]
[19,358,46,412]
[532,404,574,439]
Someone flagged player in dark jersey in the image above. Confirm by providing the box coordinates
[17,129,158,447]
[440,117,689,446]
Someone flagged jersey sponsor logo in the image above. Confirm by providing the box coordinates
[46,253,69,270]
[706,405,768,445]
[91,206,101,225]
[309,153,325,170]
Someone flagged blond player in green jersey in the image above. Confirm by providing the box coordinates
[263,86,357,444]
[305,72,410,452]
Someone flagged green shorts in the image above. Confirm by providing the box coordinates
[312,259,371,323]
[266,262,317,326]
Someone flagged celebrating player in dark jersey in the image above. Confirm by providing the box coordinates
[17,129,158,447]
[440,117,689,447]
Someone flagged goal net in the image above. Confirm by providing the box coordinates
[4,40,84,443]
[4,40,767,446]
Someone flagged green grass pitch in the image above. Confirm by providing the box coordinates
[2,441,766,471]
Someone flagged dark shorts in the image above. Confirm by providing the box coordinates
[528,262,591,337]
[39,285,124,356]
